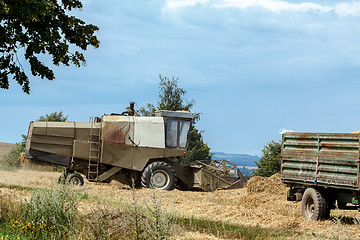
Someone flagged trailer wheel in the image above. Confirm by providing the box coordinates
[141,162,176,190]
[301,188,329,220]
[66,173,84,186]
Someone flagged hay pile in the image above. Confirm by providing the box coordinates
[246,173,287,195]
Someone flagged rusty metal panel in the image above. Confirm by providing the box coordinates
[281,132,360,191]
[102,116,134,145]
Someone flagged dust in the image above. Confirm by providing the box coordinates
[20,152,57,172]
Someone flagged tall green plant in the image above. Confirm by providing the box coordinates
[37,111,69,122]
[21,187,79,239]
[251,140,282,177]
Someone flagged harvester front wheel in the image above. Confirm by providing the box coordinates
[141,162,176,190]
[66,173,84,186]
[301,188,329,220]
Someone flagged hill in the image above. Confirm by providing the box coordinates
[0,142,16,158]
[213,152,259,167]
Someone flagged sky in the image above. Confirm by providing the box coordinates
[2,0,360,155]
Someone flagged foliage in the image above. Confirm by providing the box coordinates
[37,111,69,122]
[125,187,170,240]
[139,75,194,116]
[179,127,213,165]
[0,187,79,240]
[139,75,211,164]
[20,187,79,239]
[251,140,282,177]
[157,75,194,112]
[0,143,23,170]
[0,0,100,93]
[0,134,26,170]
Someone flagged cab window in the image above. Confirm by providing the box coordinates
[166,119,178,148]
[166,119,191,148]
[179,121,191,148]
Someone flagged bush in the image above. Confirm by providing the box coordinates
[251,140,282,177]
[0,144,24,170]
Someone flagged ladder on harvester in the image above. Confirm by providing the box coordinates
[88,118,101,181]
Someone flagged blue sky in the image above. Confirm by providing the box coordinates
[2,0,360,155]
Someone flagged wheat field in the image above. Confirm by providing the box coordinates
[0,169,359,239]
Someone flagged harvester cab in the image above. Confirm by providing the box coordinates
[25,102,246,191]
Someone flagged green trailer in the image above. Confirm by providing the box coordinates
[281,132,360,220]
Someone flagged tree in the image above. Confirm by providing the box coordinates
[0,0,100,93]
[37,111,69,122]
[251,140,282,177]
[139,75,212,164]
[181,127,212,164]
[139,75,194,116]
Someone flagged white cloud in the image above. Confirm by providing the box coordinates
[165,0,208,9]
[164,0,360,16]
[336,2,360,16]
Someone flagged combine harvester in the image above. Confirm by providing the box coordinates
[25,102,246,191]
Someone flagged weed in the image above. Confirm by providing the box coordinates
[129,181,148,240]
[0,145,24,170]
[19,186,79,239]
[144,192,170,239]
[127,181,171,240]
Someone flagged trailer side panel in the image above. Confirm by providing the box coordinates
[281,132,360,191]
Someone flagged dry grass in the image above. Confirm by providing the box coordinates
[0,169,359,239]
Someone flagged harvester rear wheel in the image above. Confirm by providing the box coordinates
[66,173,84,186]
[141,162,176,190]
[301,188,329,220]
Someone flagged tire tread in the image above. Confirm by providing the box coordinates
[301,187,329,220]
[141,161,176,190]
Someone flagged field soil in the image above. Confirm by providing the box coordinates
[0,169,359,239]
[0,142,16,158]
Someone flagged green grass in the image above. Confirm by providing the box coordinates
[170,215,315,239]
